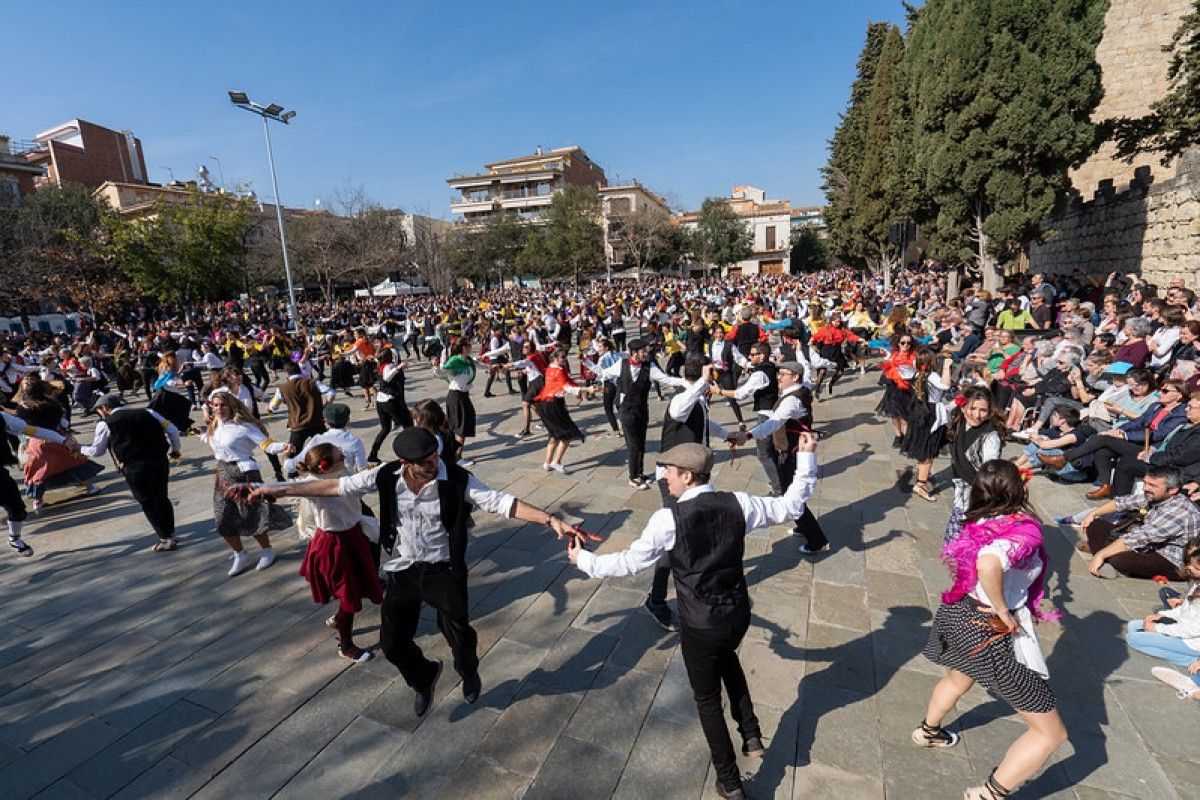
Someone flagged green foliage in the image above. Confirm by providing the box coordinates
[822,21,891,266]
[690,198,752,271]
[1110,2,1200,163]
[609,202,683,274]
[448,213,528,284]
[789,227,829,272]
[906,0,1107,274]
[541,185,604,283]
[103,188,253,303]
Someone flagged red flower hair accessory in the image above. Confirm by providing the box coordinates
[1017,465,1033,483]
[318,459,331,472]
[1153,575,1170,585]
[953,394,967,407]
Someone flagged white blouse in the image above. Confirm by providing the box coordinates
[203,420,286,472]
[972,538,1048,679]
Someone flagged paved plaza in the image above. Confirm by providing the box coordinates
[0,366,1196,799]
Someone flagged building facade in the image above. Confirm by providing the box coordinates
[0,135,44,206]
[22,119,148,191]
[598,181,672,276]
[677,186,794,276]
[447,146,607,224]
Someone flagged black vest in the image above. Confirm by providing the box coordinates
[617,359,651,416]
[106,408,169,465]
[751,363,779,411]
[376,461,474,571]
[669,491,750,629]
[733,322,760,357]
[379,365,405,398]
[660,397,707,451]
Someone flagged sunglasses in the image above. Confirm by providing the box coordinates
[899,340,913,345]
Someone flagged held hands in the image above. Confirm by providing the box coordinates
[1189,658,1200,676]
[726,431,750,447]
[796,431,817,453]
[1143,613,1163,633]
[549,516,601,549]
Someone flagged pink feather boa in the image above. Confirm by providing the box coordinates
[941,513,1061,622]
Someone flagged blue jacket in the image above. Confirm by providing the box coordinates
[1118,402,1189,444]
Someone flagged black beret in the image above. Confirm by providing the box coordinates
[392,427,439,461]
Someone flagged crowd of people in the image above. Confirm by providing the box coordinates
[3,264,1200,799]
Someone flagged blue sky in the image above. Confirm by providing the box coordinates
[3,0,907,217]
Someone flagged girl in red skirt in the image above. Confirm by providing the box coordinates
[296,443,383,663]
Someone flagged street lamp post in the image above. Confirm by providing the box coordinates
[228,90,299,327]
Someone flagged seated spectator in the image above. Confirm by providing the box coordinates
[1014,406,1094,483]
[1021,350,1112,434]
[1043,379,1189,498]
[996,298,1035,331]
[1170,320,1200,366]
[1107,394,1200,497]
[1126,536,1200,704]
[1080,367,1158,430]
[1113,318,1153,368]
[1078,466,1200,580]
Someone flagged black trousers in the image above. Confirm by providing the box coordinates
[755,437,783,494]
[0,467,27,524]
[124,459,175,539]
[288,425,326,453]
[780,452,828,549]
[649,477,677,604]
[380,563,479,689]
[1111,453,1151,496]
[370,398,413,460]
[619,410,649,481]
[1066,434,1143,484]
[1086,519,1180,580]
[680,615,760,786]
[601,384,619,432]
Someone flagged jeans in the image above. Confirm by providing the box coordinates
[1022,444,1087,482]
[1126,619,1200,685]
[680,616,761,786]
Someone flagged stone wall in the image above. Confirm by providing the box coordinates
[1031,151,1200,288]
[1032,0,1198,289]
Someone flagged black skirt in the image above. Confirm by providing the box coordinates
[900,400,945,461]
[522,375,545,404]
[536,398,585,442]
[446,389,476,438]
[923,598,1055,713]
[876,382,913,419]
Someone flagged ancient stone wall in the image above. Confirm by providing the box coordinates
[1032,0,1197,288]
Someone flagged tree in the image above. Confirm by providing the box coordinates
[1110,2,1200,163]
[608,201,684,274]
[447,213,528,287]
[789,227,829,272]
[689,198,752,273]
[906,0,1107,289]
[822,22,891,267]
[333,185,408,295]
[104,188,253,305]
[8,182,132,315]
[408,212,455,293]
[542,185,604,283]
[286,211,359,303]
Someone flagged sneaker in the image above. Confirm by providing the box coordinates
[255,548,276,571]
[458,459,476,468]
[30,499,45,514]
[542,463,552,471]
[550,463,566,474]
[911,723,960,748]
[85,484,102,496]
[338,645,373,664]
[643,597,678,631]
[1009,430,1033,441]
[714,779,745,799]
[8,537,33,557]
[151,537,177,552]
[516,430,531,438]
[741,735,766,757]
[798,542,831,555]
[1151,666,1200,700]
[1054,515,1078,526]
[228,550,255,576]
[629,478,649,491]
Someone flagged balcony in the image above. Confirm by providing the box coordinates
[450,197,498,215]
[498,193,553,210]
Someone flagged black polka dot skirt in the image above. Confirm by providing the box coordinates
[923,598,1056,713]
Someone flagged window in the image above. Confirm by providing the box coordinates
[765,226,776,250]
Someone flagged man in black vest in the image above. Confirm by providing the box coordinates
[247,426,596,717]
[569,437,819,800]
[596,338,686,490]
[713,342,782,494]
[81,394,182,551]
[737,362,830,554]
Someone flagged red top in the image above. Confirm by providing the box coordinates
[811,326,862,346]
[881,349,916,391]
[534,364,579,402]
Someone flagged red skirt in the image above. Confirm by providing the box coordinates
[298,523,383,613]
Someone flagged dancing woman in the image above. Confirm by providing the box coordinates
[368,350,413,464]
[878,332,917,446]
[202,393,290,576]
[914,460,1066,800]
[533,350,593,474]
[945,386,1006,542]
[902,350,953,502]
[436,339,477,464]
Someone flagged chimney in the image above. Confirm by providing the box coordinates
[535,145,542,155]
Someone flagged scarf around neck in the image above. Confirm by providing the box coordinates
[941,512,1060,621]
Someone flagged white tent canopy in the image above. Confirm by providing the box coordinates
[355,279,431,297]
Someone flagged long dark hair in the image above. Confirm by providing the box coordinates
[965,460,1030,523]
[912,348,937,402]
[946,385,1006,441]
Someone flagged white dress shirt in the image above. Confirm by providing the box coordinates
[666,378,732,443]
[597,358,686,406]
[731,367,770,402]
[576,453,819,579]
[375,364,403,403]
[3,412,65,445]
[283,427,368,474]
[338,460,517,572]
[747,384,809,441]
[81,408,181,459]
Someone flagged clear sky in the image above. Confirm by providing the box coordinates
[3,0,907,217]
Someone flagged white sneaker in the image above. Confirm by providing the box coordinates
[1010,430,1033,442]
[542,462,552,471]
[228,551,255,576]
[256,548,276,571]
[551,463,566,474]
[458,458,476,468]
[1151,666,1200,700]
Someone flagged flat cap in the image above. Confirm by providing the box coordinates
[392,426,439,461]
[657,443,713,476]
[777,361,806,376]
[627,337,649,351]
[95,393,124,409]
[323,402,350,426]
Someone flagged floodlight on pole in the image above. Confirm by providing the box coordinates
[228,89,299,326]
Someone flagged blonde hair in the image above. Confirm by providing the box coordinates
[207,392,266,437]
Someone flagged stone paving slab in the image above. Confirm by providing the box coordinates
[0,365,1195,798]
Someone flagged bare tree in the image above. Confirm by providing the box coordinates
[408,207,455,293]
[333,184,408,296]
[609,202,682,275]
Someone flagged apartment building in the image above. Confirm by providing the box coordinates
[22,119,148,191]
[599,181,672,274]
[0,135,44,205]
[677,185,793,276]
[447,146,607,224]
